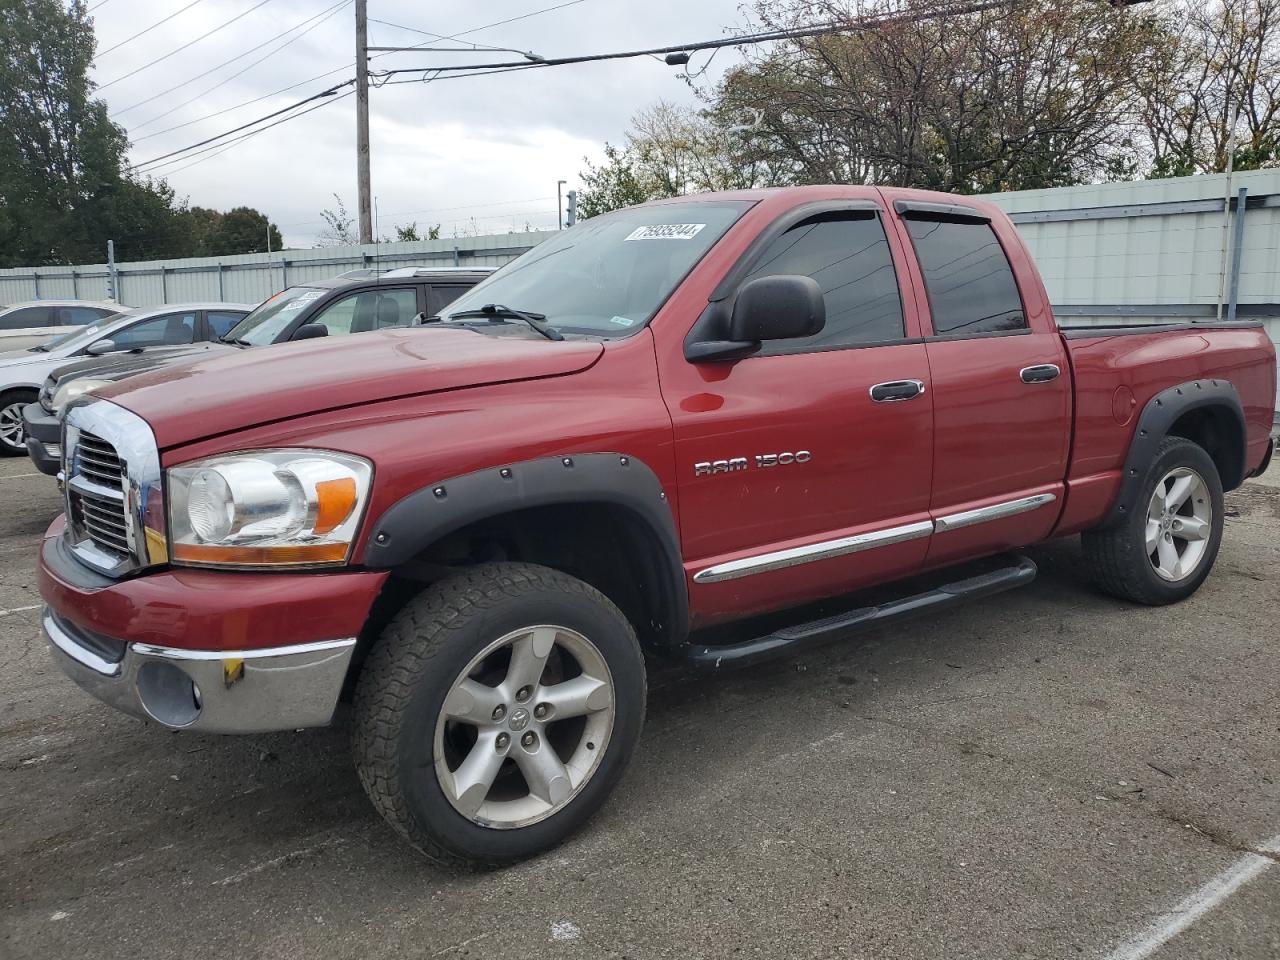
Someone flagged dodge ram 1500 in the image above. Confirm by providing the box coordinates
[38,186,1277,866]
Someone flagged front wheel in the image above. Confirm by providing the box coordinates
[352,562,646,866]
[0,390,35,457]
[1082,436,1225,605]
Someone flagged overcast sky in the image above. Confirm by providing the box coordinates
[87,0,747,247]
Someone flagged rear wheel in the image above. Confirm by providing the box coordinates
[352,562,645,866]
[0,390,36,457]
[1083,436,1224,605]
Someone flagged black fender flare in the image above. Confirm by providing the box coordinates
[361,452,688,646]
[1102,378,1247,528]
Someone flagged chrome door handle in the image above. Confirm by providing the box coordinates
[870,379,926,402]
[1020,364,1061,384]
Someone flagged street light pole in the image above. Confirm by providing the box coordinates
[557,180,567,230]
[355,0,373,244]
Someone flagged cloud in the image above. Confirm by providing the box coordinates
[92,0,745,246]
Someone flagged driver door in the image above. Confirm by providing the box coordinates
[662,204,935,619]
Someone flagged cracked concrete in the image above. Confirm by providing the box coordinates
[1,455,1277,960]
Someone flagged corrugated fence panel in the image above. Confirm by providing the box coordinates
[1,178,1276,403]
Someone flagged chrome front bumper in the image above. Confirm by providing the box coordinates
[43,607,356,734]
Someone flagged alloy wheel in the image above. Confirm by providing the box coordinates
[1145,466,1212,582]
[0,402,25,452]
[433,624,615,829]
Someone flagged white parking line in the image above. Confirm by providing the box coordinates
[1103,834,1280,960]
[0,473,45,480]
[0,604,41,617]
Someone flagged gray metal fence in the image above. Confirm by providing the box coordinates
[2,171,1277,400]
[0,232,553,308]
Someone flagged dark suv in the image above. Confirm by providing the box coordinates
[24,268,492,476]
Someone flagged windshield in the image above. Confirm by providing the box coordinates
[34,312,131,352]
[436,201,752,337]
[226,287,326,346]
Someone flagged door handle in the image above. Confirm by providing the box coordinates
[870,379,926,402]
[1020,364,1061,384]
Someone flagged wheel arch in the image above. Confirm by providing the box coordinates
[360,453,688,650]
[1102,378,1247,528]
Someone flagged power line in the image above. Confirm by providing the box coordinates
[97,0,207,58]
[97,0,275,92]
[371,0,1015,79]
[130,0,353,135]
[132,81,354,171]
[141,91,355,176]
[132,64,352,142]
[124,0,591,170]
[116,0,349,118]
[88,0,113,11]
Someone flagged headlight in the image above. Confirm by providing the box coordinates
[166,450,372,568]
[52,377,112,414]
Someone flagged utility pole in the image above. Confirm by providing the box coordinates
[355,0,373,244]
[557,180,566,229]
[565,190,578,227]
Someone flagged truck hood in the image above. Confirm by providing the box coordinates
[48,342,235,387]
[98,327,605,449]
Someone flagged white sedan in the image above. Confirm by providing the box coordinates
[0,302,252,455]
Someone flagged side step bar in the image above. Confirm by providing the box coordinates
[685,555,1038,672]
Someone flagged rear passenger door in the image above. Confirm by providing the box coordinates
[888,197,1069,565]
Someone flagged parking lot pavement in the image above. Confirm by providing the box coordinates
[1,455,1277,960]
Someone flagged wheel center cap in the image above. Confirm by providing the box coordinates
[508,708,531,732]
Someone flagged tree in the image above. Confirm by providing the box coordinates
[395,222,421,242]
[206,206,282,254]
[578,101,786,217]
[318,193,356,245]
[714,0,1154,193]
[1135,0,1280,175]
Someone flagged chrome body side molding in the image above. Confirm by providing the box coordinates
[692,493,1058,584]
[692,520,933,584]
[933,492,1058,532]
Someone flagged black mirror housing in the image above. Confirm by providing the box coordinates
[291,323,328,342]
[728,275,825,343]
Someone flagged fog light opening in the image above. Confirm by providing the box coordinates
[136,660,202,728]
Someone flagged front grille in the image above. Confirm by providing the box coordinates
[62,400,164,578]
[68,429,132,563]
[76,431,125,487]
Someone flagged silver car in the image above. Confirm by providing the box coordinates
[0,299,120,351]
[0,302,252,455]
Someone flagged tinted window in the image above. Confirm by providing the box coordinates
[206,310,246,338]
[742,213,904,352]
[428,284,470,315]
[0,306,52,330]
[106,312,196,350]
[310,288,418,336]
[904,218,1026,335]
[57,306,113,326]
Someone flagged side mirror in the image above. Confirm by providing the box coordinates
[728,275,825,343]
[686,275,826,362]
[85,339,116,356]
[291,323,328,342]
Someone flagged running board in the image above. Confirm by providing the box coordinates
[684,555,1038,672]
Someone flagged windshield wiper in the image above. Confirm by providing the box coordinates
[29,345,50,352]
[218,336,252,347]
[441,303,564,341]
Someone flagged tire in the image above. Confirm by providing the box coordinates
[352,562,646,866]
[1082,436,1225,605]
[0,390,36,457]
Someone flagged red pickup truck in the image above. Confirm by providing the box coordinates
[39,186,1276,865]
